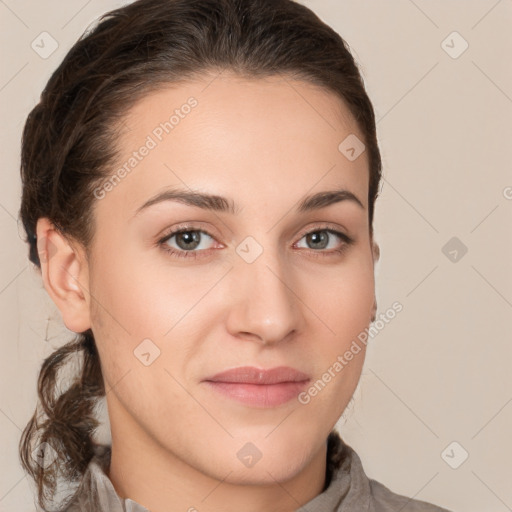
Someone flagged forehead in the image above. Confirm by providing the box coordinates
[95,72,369,222]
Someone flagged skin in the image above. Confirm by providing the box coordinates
[37,71,379,512]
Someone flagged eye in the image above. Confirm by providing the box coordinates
[295,227,353,256]
[157,224,353,260]
[158,227,218,259]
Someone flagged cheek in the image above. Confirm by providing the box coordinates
[299,252,374,403]
[88,248,174,339]
[87,251,168,387]
[305,256,375,340]
[88,249,217,392]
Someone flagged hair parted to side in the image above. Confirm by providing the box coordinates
[18,0,382,509]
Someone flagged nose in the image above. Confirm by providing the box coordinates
[225,248,305,346]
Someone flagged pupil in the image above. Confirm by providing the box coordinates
[177,231,200,250]
[308,231,328,249]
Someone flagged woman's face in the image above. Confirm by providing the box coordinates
[84,72,377,483]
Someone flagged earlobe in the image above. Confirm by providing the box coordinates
[36,218,92,333]
[372,240,380,263]
[370,298,377,323]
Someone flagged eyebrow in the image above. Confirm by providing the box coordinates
[133,187,365,217]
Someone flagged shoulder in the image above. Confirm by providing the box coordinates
[368,477,453,512]
[56,445,115,512]
[326,431,454,512]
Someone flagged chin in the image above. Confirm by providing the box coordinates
[217,436,315,485]
[221,456,310,486]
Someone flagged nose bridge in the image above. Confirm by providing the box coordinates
[226,237,303,344]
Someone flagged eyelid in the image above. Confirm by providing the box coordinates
[158,222,222,244]
[294,222,351,241]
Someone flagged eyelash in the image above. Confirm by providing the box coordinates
[157,224,354,260]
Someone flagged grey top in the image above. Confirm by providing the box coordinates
[63,431,453,512]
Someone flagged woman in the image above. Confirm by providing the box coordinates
[18,0,453,510]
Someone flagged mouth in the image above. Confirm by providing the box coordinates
[202,366,311,408]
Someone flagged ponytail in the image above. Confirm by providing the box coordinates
[19,330,105,510]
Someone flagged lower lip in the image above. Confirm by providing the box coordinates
[204,381,310,408]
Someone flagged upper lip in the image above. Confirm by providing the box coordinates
[204,366,310,385]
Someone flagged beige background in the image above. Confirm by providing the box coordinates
[1,1,511,511]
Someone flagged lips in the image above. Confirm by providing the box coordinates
[203,366,311,408]
[204,366,311,385]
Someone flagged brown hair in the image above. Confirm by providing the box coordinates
[18,0,382,509]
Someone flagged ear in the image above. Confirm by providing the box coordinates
[370,239,380,322]
[371,239,380,264]
[36,217,92,333]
